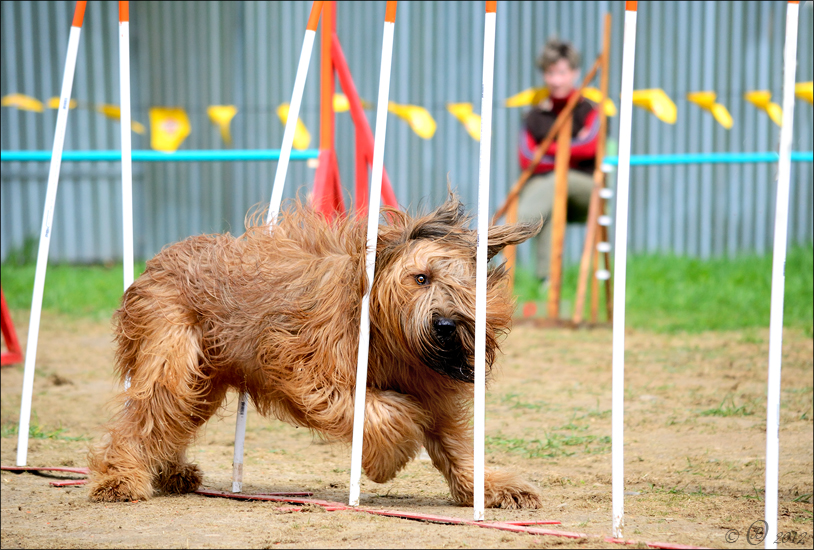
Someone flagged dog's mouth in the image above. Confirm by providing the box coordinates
[424,348,475,383]
[420,316,476,383]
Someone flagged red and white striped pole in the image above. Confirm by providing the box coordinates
[473,0,497,523]
[349,0,398,508]
[230,1,324,494]
[119,1,134,292]
[17,0,87,467]
[764,2,799,548]
[611,0,638,539]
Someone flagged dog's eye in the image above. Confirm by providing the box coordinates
[414,274,428,286]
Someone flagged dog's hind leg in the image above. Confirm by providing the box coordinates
[152,379,229,495]
[88,320,220,502]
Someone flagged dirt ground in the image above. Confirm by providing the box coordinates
[1,309,812,549]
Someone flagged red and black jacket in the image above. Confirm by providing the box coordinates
[518,90,600,175]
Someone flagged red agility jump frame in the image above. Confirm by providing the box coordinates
[1,287,23,366]
[311,1,398,218]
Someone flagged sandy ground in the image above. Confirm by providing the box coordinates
[1,309,812,549]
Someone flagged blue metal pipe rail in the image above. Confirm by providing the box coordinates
[602,151,813,166]
[0,149,811,165]
[0,149,320,162]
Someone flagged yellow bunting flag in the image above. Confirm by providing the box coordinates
[504,87,548,108]
[206,105,238,145]
[47,97,78,109]
[333,93,351,112]
[686,91,733,129]
[795,82,813,105]
[505,86,616,116]
[97,103,146,134]
[276,103,311,150]
[744,91,782,126]
[447,103,481,142]
[333,93,373,112]
[149,107,191,151]
[631,89,677,124]
[388,102,436,139]
[581,87,617,117]
[1,93,44,112]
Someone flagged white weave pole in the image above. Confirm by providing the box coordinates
[349,0,398,507]
[119,1,134,292]
[611,0,638,539]
[231,1,324,494]
[764,2,799,548]
[473,0,497,523]
[17,0,87,466]
[119,1,135,395]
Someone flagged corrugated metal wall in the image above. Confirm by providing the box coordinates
[1,1,812,265]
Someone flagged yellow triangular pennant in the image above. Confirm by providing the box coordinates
[97,103,146,135]
[388,102,436,139]
[447,103,481,141]
[631,89,677,124]
[1,93,44,112]
[505,86,616,116]
[47,97,78,109]
[276,103,311,150]
[744,91,782,126]
[149,107,191,151]
[794,82,812,105]
[207,105,238,145]
[686,91,733,129]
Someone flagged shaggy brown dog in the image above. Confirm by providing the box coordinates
[87,192,543,508]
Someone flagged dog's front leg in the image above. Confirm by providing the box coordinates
[359,390,431,483]
[423,415,542,509]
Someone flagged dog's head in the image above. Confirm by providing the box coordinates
[369,192,541,383]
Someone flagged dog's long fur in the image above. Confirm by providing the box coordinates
[87,192,543,508]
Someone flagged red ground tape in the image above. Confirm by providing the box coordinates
[2,468,709,549]
[194,489,349,510]
[194,489,708,549]
[50,480,88,487]
[255,491,314,497]
[502,520,563,526]
[1,465,90,475]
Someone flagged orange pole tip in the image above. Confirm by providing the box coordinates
[307,1,323,31]
[72,0,87,27]
[385,1,397,23]
[788,1,799,4]
[625,1,638,11]
[486,1,497,13]
[119,1,129,23]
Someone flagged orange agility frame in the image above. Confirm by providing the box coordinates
[311,1,399,219]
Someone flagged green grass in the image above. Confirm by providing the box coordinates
[486,432,611,459]
[699,395,755,417]
[513,244,813,334]
[1,245,812,334]
[1,261,147,321]
[1,420,89,441]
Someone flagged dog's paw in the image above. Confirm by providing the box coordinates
[156,463,203,494]
[486,485,543,509]
[484,471,543,509]
[88,476,152,502]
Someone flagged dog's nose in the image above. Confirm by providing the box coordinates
[433,317,457,339]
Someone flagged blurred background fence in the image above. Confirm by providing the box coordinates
[1,1,812,265]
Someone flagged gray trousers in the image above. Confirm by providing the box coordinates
[516,170,595,280]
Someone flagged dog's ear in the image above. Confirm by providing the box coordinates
[428,192,467,228]
[487,219,544,261]
[407,192,469,241]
